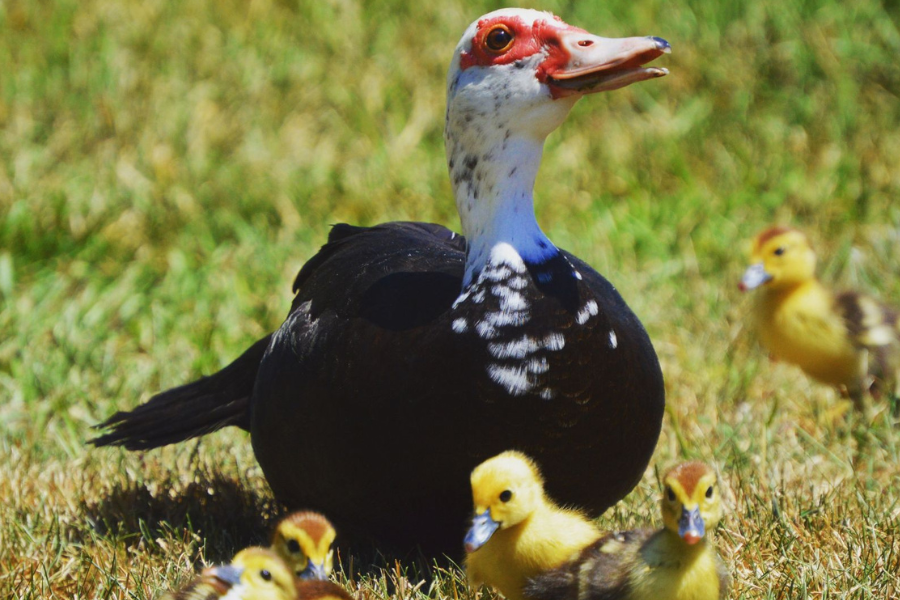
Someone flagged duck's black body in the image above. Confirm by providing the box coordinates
[93,8,672,556]
[96,221,663,553]
[262,222,664,553]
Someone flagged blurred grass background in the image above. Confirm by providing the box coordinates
[1,0,899,597]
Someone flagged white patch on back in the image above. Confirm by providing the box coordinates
[508,276,528,290]
[452,290,471,309]
[488,243,527,274]
[483,310,530,328]
[543,332,565,351]
[493,285,528,311]
[609,329,618,349]
[476,320,498,339]
[487,364,531,396]
[452,318,469,333]
[527,357,549,374]
[485,266,512,281]
[488,335,541,359]
[575,299,599,325]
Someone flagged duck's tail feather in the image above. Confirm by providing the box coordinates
[90,335,272,450]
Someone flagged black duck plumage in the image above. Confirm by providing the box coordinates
[94,220,663,552]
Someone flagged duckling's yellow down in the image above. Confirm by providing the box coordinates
[524,462,728,600]
[162,547,298,600]
[465,451,601,600]
[740,227,900,409]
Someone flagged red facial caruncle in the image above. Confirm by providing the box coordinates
[459,15,583,91]
[458,13,670,100]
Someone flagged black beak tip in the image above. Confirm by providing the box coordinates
[650,36,672,53]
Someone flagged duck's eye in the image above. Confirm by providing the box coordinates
[260,569,272,581]
[499,490,513,502]
[774,247,785,256]
[287,539,301,554]
[485,25,514,53]
[706,486,714,499]
[666,486,675,502]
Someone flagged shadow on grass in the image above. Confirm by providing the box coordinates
[81,467,283,563]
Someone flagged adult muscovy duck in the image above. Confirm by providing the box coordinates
[93,8,669,554]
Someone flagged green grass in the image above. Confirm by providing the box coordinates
[2,0,899,597]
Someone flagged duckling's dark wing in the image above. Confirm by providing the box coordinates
[524,530,653,600]
[835,291,900,390]
[296,579,355,600]
[160,580,221,600]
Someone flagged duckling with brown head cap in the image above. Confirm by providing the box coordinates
[740,226,900,414]
[162,547,299,600]
[524,461,728,600]
[271,511,336,581]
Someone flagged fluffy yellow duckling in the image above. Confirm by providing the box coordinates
[524,462,728,600]
[162,547,298,600]
[464,451,601,600]
[740,226,900,412]
[270,511,336,580]
[163,547,354,600]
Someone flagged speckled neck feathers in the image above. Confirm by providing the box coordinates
[445,34,580,288]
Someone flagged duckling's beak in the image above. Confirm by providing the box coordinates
[739,263,772,291]
[298,560,328,581]
[202,564,244,594]
[464,509,500,553]
[678,506,705,544]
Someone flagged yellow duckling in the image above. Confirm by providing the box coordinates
[739,226,900,412]
[162,547,298,600]
[464,451,601,600]
[524,462,728,600]
[270,511,336,580]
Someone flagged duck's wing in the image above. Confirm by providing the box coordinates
[835,291,900,392]
[291,222,465,296]
[288,221,466,323]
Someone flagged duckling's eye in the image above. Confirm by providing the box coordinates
[774,247,785,256]
[260,569,272,581]
[666,486,675,502]
[499,490,513,502]
[485,25,514,53]
[706,486,714,499]
[287,539,301,554]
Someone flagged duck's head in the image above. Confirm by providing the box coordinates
[445,9,670,284]
[660,462,722,546]
[464,450,546,553]
[446,8,670,140]
[201,547,297,600]
[271,511,336,581]
[740,227,817,293]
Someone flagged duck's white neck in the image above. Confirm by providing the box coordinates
[447,130,558,287]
